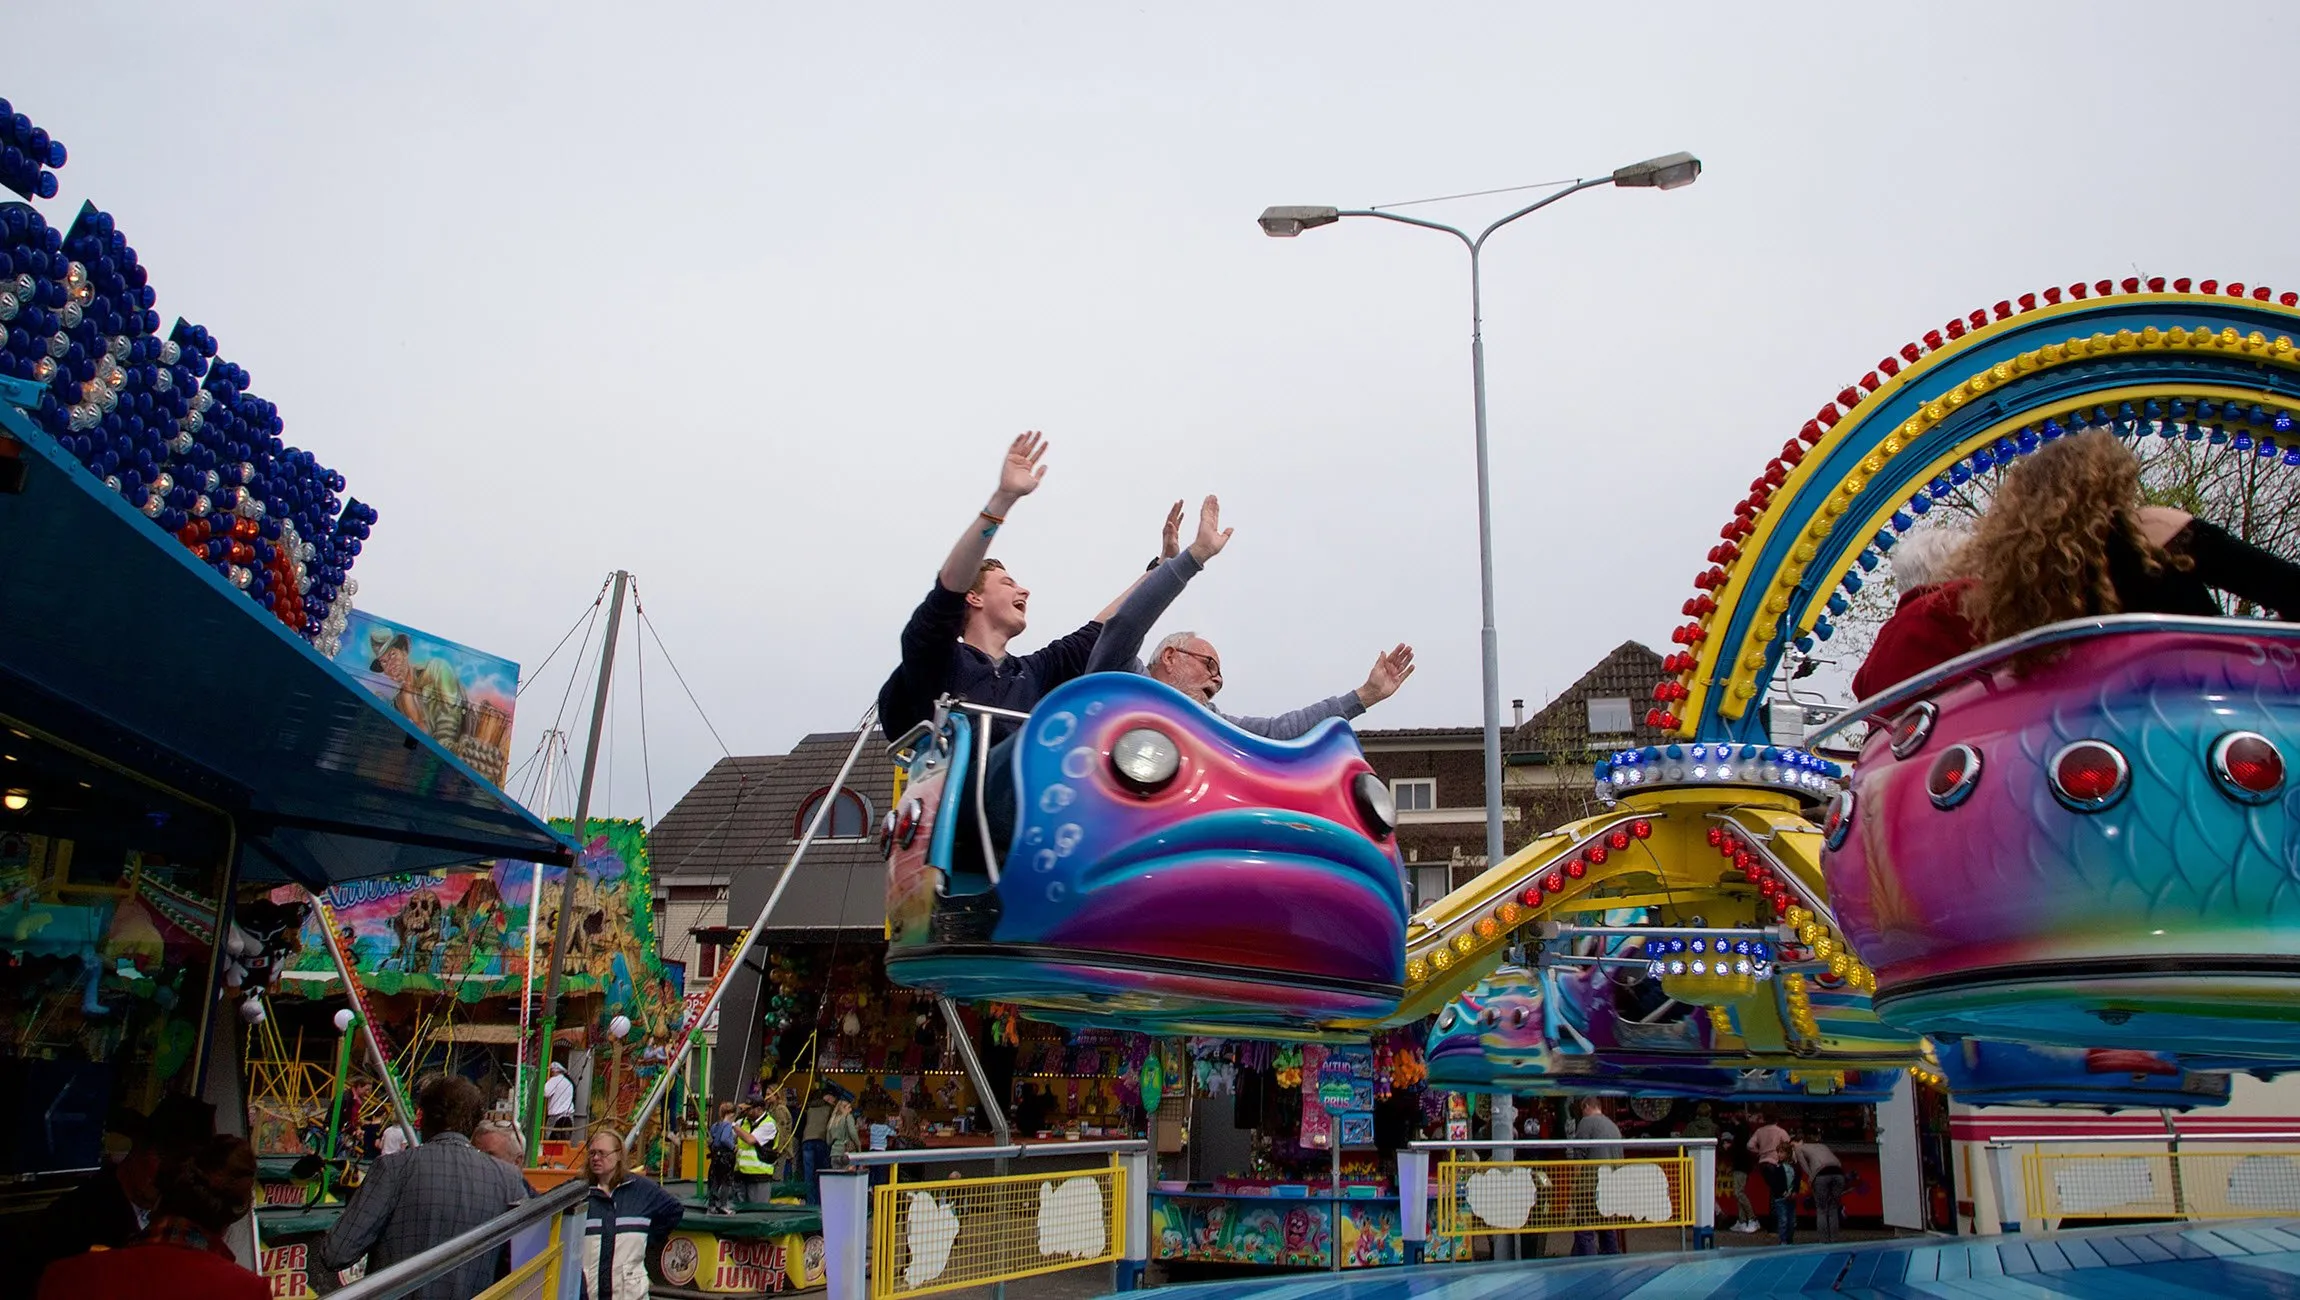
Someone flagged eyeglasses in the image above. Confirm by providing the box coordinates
[1170,648,1222,678]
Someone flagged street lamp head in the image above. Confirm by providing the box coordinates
[1612,151,1702,191]
[1258,205,1341,237]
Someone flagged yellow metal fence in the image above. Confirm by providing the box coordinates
[870,1159,1127,1300]
[1435,1155,1696,1237]
[2025,1148,2300,1223]
[473,1213,565,1300]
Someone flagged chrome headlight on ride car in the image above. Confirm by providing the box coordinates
[1110,727,1180,793]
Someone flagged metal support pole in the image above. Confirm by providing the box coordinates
[821,1168,871,1300]
[1116,1148,1149,1291]
[530,570,629,1156]
[620,714,880,1148]
[1693,1141,1717,1249]
[320,1017,356,1201]
[1308,178,1613,869]
[939,996,1012,1153]
[1467,246,1505,869]
[313,895,418,1141]
[1397,1148,1430,1267]
[1330,1137,1343,1273]
[1984,1142,2023,1235]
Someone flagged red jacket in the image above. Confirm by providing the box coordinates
[1851,580,1981,702]
[36,1234,267,1300]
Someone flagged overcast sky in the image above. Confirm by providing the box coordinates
[13,3,2300,825]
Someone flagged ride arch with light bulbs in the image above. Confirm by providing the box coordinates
[881,274,2300,1116]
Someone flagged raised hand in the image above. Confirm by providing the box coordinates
[1161,500,1185,560]
[1186,494,1234,564]
[1356,643,1416,707]
[995,431,1049,505]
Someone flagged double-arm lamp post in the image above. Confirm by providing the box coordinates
[1257,151,1701,869]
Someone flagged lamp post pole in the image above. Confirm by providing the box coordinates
[1259,154,1699,869]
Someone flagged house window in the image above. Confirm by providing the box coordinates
[696,942,720,980]
[1392,779,1436,813]
[1586,697,1633,737]
[1412,865,1450,910]
[794,787,871,839]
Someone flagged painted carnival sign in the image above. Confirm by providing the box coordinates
[277,820,680,1024]
[658,1230,825,1294]
[329,609,518,785]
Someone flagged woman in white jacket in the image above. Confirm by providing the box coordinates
[581,1131,685,1299]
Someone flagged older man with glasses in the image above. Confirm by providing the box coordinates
[1081,495,1415,738]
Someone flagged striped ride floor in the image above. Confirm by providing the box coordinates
[1128,1221,2300,1299]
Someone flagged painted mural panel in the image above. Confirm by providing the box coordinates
[329,609,518,786]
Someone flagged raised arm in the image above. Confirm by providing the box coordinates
[1218,645,1414,741]
[938,432,1049,594]
[1085,497,1231,672]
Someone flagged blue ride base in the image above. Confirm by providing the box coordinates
[1125,1219,2300,1298]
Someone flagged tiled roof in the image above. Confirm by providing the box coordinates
[649,730,895,884]
[1358,725,1484,744]
[1511,641,1671,755]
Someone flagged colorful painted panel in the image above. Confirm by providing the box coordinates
[658,1229,825,1294]
[330,609,518,786]
[275,821,684,1048]
[1150,1195,1467,1270]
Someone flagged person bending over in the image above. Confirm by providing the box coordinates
[878,432,1177,739]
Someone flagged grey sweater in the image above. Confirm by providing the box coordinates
[1087,552,1367,741]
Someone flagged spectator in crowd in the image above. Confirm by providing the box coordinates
[379,1117,417,1157]
[1568,1097,1626,1257]
[1745,1113,1795,1244]
[320,1075,530,1300]
[1718,1114,1760,1234]
[765,1087,795,1176]
[543,1062,576,1140]
[827,1097,862,1169]
[800,1088,834,1204]
[37,1134,263,1300]
[706,1103,742,1215]
[581,1131,685,1300]
[1850,528,1979,700]
[1679,1101,1717,1141]
[733,1104,776,1204]
[473,1122,552,1270]
[877,432,1174,739]
[1792,1132,1848,1243]
[1961,429,2300,645]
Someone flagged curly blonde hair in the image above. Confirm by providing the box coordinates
[1959,429,2187,643]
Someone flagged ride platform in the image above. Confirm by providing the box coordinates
[1132,1219,2300,1298]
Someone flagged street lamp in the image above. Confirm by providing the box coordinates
[1258,151,1702,870]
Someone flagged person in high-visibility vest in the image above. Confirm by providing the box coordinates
[732,1105,776,1208]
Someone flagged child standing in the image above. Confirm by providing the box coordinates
[706,1103,741,1215]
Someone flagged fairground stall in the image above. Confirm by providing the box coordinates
[0,95,580,1297]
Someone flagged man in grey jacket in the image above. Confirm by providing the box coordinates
[1086,496,1415,739]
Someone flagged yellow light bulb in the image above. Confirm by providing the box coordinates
[1454,933,1476,955]
[1406,959,1427,984]
[1431,948,1454,971]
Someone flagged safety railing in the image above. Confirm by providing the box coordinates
[823,1140,1150,1300]
[1981,1132,2300,1230]
[319,1177,589,1300]
[1404,1138,1718,1253]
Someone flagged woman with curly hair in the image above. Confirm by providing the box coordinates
[1961,429,2300,642]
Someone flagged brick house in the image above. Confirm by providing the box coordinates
[1360,640,1674,904]
[647,728,893,1093]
